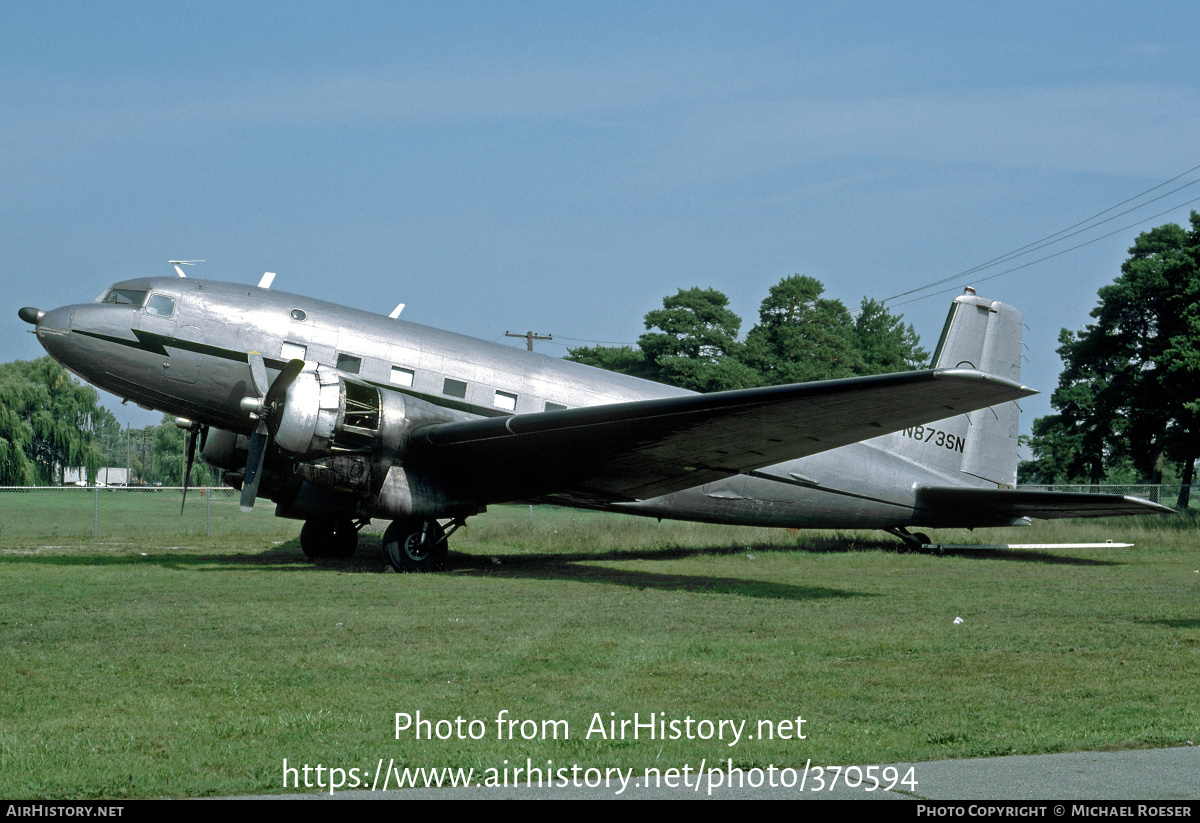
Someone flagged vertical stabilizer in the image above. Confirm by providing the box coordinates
[891,289,1023,487]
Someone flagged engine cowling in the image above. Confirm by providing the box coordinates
[271,366,345,460]
[200,428,248,470]
[270,365,431,461]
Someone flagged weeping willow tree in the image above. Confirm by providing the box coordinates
[0,387,36,485]
[0,357,119,485]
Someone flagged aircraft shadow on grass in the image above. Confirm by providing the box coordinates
[4,533,1121,603]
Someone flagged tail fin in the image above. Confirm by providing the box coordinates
[890,289,1024,487]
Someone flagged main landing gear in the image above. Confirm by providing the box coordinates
[381,518,466,572]
[299,518,362,560]
[884,526,933,553]
[297,516,466,570]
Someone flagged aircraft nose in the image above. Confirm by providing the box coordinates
[18,306,44,325]
[29,305,75,361]
[34,305,73,333]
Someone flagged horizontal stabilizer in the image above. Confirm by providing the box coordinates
[408,368,1035,504]
[916,487,1175,521]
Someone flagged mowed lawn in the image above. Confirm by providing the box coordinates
[0,497,1196,798]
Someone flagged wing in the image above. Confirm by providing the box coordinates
[915,487,1175,523]
[406,368,1035,504]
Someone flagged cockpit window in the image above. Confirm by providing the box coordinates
[101,288,148,306]
[146,295,176,317]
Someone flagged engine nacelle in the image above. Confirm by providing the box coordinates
[200,428,249,470]
[272,365,450,460]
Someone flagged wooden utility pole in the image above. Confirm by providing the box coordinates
[504,330,552,352]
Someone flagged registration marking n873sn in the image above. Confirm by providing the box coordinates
[900,425,965,453]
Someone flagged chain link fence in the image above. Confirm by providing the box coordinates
[0,487,615,543]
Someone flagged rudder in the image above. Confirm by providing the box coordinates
[890,288,1024,487]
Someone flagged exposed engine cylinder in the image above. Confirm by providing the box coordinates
[271,365,412,461]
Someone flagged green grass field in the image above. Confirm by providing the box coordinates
[0,495,1196,798]
[0,488,301,541]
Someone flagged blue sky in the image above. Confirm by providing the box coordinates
[4,1,1199,433]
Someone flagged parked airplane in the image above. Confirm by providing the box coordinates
[18,276,1171,570]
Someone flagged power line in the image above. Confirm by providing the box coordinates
[885,193,1200,310]
[876,163,1200,309]
[884,175,1200,303]
[554,335,640,346]
[955,163,1200,278]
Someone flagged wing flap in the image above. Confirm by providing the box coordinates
[407,368,1035,504]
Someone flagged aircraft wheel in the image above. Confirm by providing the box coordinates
[301,518,358,560]
[913,532,931,548]
[382,519,448,572]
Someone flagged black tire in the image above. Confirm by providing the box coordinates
[382,519,448,572]
[301,518,358,560]
[913,532,932,548]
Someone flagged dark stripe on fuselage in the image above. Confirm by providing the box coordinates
[75,328,509,421]
[75,329,170,356]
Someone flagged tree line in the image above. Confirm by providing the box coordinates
[0,357,214,487]
[565,274,928,391]
[0,358,117,485]
[1019,212,1200,508]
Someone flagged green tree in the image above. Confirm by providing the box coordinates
[1025,214,1200,506]
[0,378,37,485]
[742,275,864,385]
[563,345,652,380]
[1017,412,1095,484]
[637,287,760,391]
[144,416,217,487]
[563,278,928,394]
[0,357,118,485]
[853,297,929,374]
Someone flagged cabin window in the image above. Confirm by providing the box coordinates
[101,288,147,306]
[336,353,362,374]
[389,366,415,387]
[494,390,518,412]
[281,342,307,361]
[443,378,467,399]
[545,402,567,412]
[145,295,175,317]
[289,309,307,322]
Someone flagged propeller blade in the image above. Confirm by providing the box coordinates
[247,351,269,398]
[240,421,269,512]
[181,428,198,514]
[237,358,305,514]
[264,358,306,411]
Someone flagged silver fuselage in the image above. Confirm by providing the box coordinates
[32,276,1013,529]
